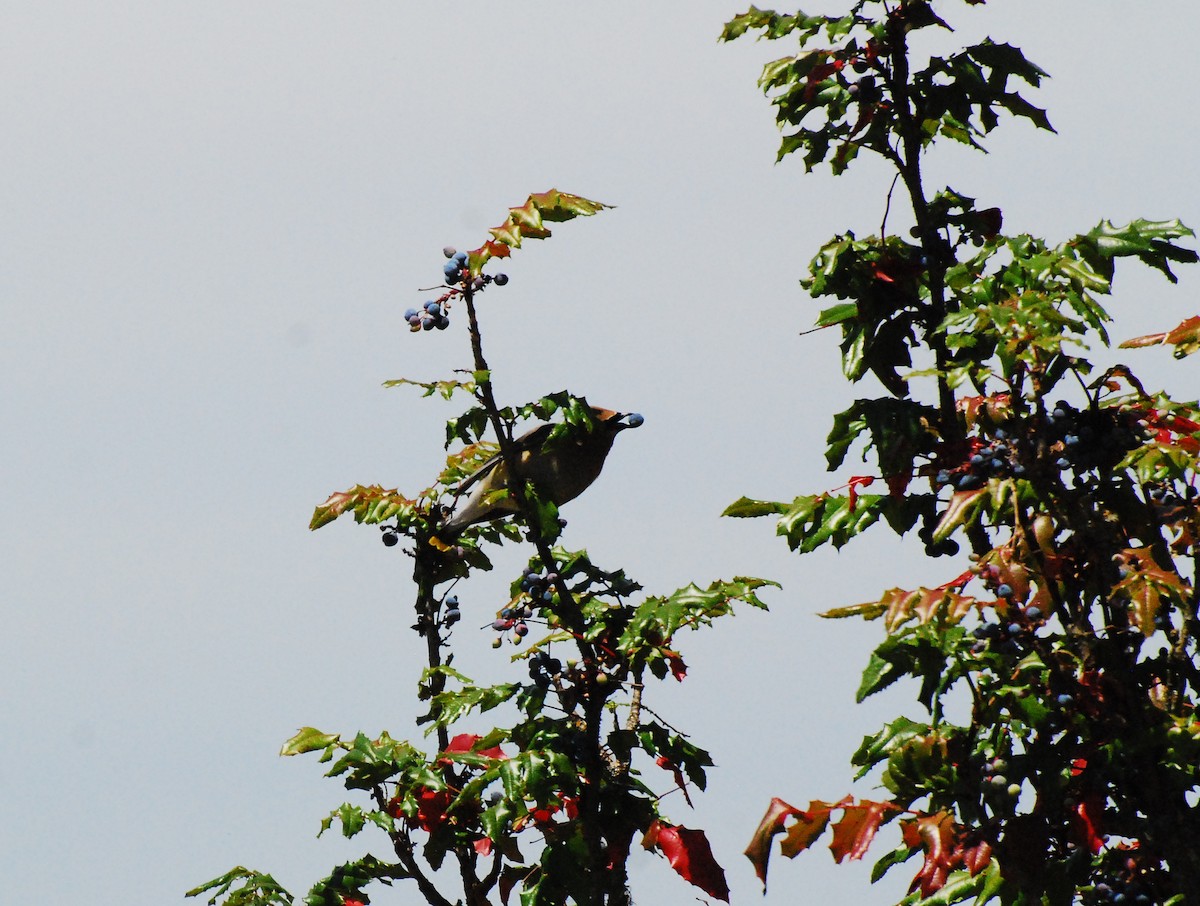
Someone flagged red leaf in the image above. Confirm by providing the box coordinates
[961,837,993,875]
[411,787,453,832]
[646,821,730,902]
[1070,793,1107,853]
[779,801,834,858]
[666,651,688,682]
[744,797,807,889]
[655,756,694,808]
[829,800,893,863]
[473,836,493,856]
[906,812,957,897]
[847,475,875,512]
[443,733,506,761]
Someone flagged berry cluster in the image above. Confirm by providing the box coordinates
[405,247,510,335]
[526,649,564,690]
[980,756,1022,803]
[443,594,461,628]
[442,247,469,285]
[1045,401,1144,476]
[1085,856,1158,906]
[491,568,557,647]
[935,427,1026,493]
[405,299,450,332]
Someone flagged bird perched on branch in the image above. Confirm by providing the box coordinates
[439,407,643,538]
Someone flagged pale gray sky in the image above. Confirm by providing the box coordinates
[4,3,1198,904]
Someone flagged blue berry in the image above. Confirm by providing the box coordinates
[404,308,418,320]
[446,595,459,607]
[422,317,436,330]
[424,301,441,315]
[1007,622,1022,635]
[936,470,951,484]
[1025,606,1043,620]
[436,316,450,330]
[442,245,457,259]
[453,251,468,265]
[1056,457,1071,469]
[1056,693,1073,706]
[494,273,509,286]
[514,622,529,637]
[997,583,1013,597]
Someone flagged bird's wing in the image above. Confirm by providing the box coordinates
[453,422,554,496]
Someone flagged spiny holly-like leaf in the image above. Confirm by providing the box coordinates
[744,797,810,889]
[719,8,828,44]
[280,727,340,757]
[466,190,611,272]
[382,375,481,400]
[931,487,988,542]
[1122,315,1200,358]
[1074,217,1198,284]
[1112,547,1191,636]
[722,496,789,518]
[310,485,419,531]
[643,820,730,902]
[186,867,294,906]
[426,680,521,729]
[777,492,886,552]
[622,578,776,678]
[829,799,897,863]
[822,587,977,633]
[852,716,929,778]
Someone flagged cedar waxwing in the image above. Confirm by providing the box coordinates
[440,408,643,537]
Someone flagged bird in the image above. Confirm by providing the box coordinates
[438,407,643,538]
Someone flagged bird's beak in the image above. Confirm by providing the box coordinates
[615,412,644,430]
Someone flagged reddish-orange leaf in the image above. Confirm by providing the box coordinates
[442,733,506,761]
[743,797,808,889]
[779,801,834,858]
[829,800,894,863]
[1070,793,1107,853]
[666,650,688,682]
[474,836,493,856]
[961,837,993,875]
[655,756,694,808]
[906,812,957,897]
[646,821,730,902]
[412,787,453,832]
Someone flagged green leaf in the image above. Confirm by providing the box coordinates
[817,302,858,326]
[1075,217,1198,284]
[722,497,790,518]
[427,681,521,728]
[280,727,340,757]
[852,717,929,777]
[186,867,293,906]
[777,493,885,552]
[382,376,478,400]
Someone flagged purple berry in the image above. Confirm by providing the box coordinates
[494,273,509,286]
